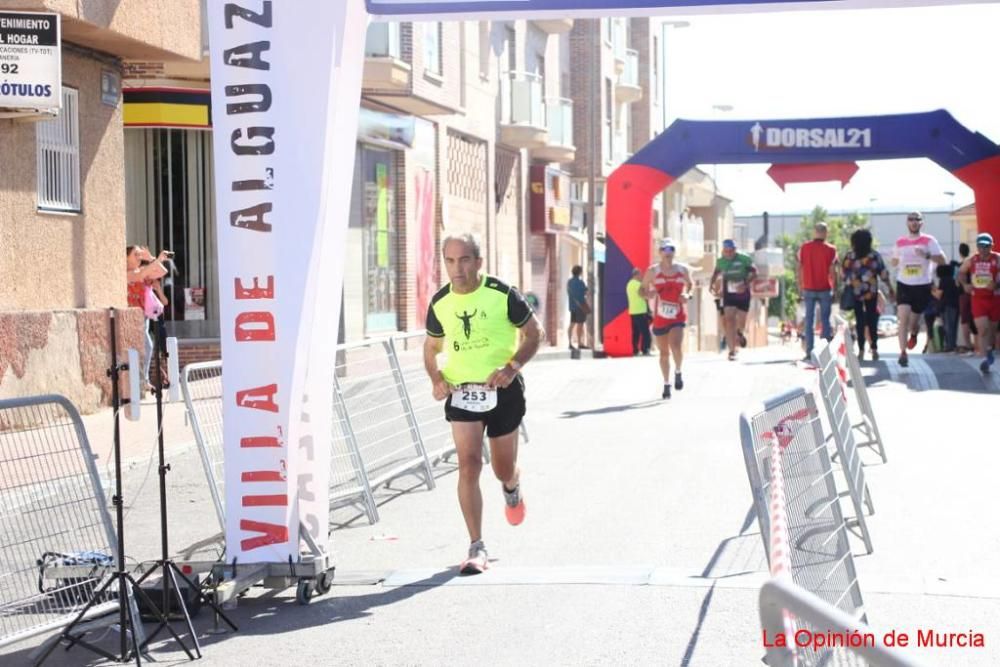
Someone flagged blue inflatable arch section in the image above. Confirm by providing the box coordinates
[603,110,1000,356]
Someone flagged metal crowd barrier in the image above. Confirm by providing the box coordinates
[759,578,923,667]
[390,332,468,463]
[0,395,131,649]
[813,340,875,554]
[739,387,867,628]
[837,317,888,463]
[179,361,227,532]
[334,337,436,499]
[181,360,380,530]
[183,332,533,533]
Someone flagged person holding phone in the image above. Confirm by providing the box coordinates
[126,245,171,387]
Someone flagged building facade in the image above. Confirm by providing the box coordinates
[0,0,201,409]
[3,7,771,408]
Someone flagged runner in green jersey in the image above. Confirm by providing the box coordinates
[710,239,757,361]
[423,233,544,575]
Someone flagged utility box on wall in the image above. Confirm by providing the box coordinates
[529,165,573,234]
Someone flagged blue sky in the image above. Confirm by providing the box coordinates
[662,2,1000,215]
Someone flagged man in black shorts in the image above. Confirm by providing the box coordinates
[710,239,757,360]
[423,233,544,574]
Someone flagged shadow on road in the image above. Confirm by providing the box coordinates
[677,505,765,666]
[558,400,663,419]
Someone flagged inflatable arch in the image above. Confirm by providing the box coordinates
[603,109,1000,357]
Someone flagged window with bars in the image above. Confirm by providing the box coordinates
[36,87,81,213]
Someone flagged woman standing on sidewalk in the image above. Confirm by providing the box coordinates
[842,229,894,361]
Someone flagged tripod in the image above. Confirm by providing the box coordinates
[36,308,181,666]
[134,315,237,656]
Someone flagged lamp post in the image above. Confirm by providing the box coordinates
[587,18,600,354]
[944,190,956,257]
[659,20,690,131]
[710,104,734,233]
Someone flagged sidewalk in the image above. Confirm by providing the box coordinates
[3,342,999,665]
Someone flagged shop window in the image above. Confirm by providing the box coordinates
[358,146,398,333]
[36,87,81,213]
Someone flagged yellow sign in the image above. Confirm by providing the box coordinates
[549,207,570,227]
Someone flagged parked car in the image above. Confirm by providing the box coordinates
[877,315,898,338]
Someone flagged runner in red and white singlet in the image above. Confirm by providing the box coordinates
[640,239,693,399]
[959,232,1000,373]
[890,212,947,367]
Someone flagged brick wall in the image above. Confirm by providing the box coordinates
[569,20,598,178]
[177,340,221,370]
[630,18,653,151]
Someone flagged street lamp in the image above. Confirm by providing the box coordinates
[710,104,734,228]
[659,20,690,131]
[944,190,956,256]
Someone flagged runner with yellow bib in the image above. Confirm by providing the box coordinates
[890,212,947,367]
[423,233,544,575]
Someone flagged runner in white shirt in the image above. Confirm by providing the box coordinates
[890,212,946,367]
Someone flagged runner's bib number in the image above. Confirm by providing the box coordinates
[972,273,992,289]
[451,384,497,412]
[903,264,923,279]
[726,280,746,294]
[657,301,680,319]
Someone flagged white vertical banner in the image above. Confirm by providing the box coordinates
[295,0,367,551]
[207,0,365,562]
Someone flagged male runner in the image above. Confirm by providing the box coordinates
[423,233,543,575]
[890,212,946,367]
[958,232,999,373]
[710,239,757,361]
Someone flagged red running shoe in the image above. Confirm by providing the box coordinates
[503,484,526,526]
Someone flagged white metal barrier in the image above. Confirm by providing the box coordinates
[181,360,380,529]
[813,340,875,554]
[0,395,131,649]
[836,316,888,463]
[182,332,535,532]
[390,332,468,463]
[759,578,924,667]
[739,387,866,621]
[334,336,436,494]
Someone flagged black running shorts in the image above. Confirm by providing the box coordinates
[722,293,751,312]
[896,282,932,314]
[445,374,526,438]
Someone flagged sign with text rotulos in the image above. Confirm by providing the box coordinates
[0,11,60,113]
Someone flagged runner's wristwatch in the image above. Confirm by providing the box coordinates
[508,360,523,372]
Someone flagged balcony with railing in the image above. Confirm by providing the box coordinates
[615,48,642,104]
[610,18,627,74]
[534,18,574,34]
[612,129,630,166]
[532,97,575,163]
[681,217,705,262]
[499,71,547,149]
[362,22,409,93]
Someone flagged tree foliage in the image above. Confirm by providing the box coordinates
[770,205,868,321]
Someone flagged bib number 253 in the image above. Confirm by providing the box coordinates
[451,384,498,412]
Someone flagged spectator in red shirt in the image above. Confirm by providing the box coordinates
[797,222,838,361]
